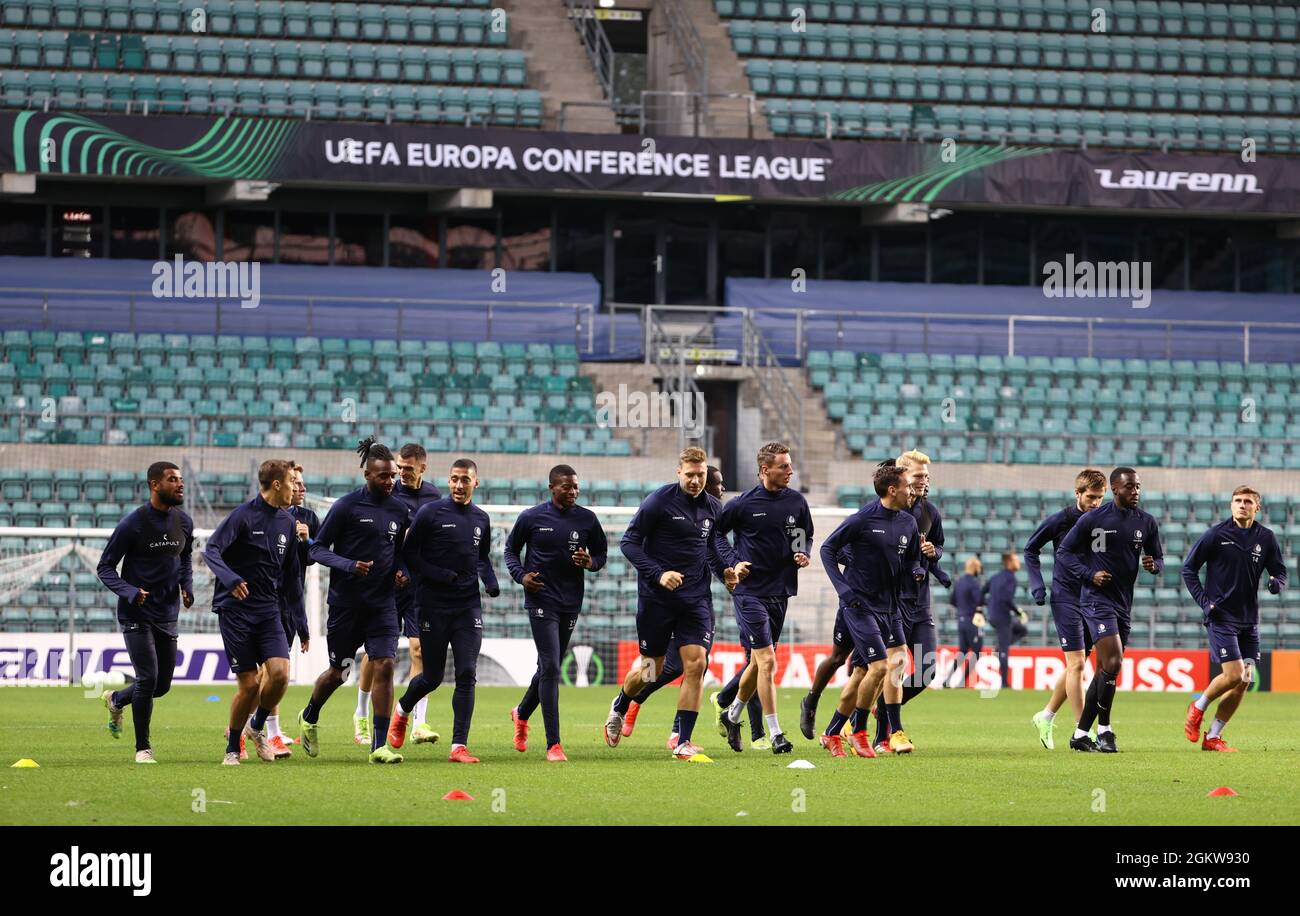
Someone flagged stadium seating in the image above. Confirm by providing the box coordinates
[807,350,1300,468]
[0,329,630,455]
[714,0,1300,151]
[830,483,1300,650]
[0,0,542,126]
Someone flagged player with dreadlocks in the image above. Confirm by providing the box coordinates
[298,437,412,764]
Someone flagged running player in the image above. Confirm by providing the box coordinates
[205,459,296,765]
[1181,486,1286,751]
[715,442,811,755]
[95,461,194,763]
[353,443,444,747]
[1024,469,1106,749]
[505,464,608,761]
[388,458,500,763]
[621,465,758,749]
[1057,467,1163,753]
[258,460,318,758]
[817,464,925,759]
[603,447,733,759]
[873,449,950,753]
[298,438,411,764]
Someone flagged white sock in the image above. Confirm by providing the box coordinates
[765,713,782,737]
[1194,693,1211,712]
[1208,718,1226,739]
[727,699,745,723]
[1041,708,1056,721]
[355,689,370,718]
[451,743,465,751]
[1097,724,1113,735]
[1073,728,1088,739]
[396,698,412,717]
[267,715,281,739]
[414,696,428,727]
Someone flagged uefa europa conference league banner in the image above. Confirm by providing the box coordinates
[3,111,1297,213]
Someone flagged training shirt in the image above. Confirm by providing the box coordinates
[308,486,411,610]
[1056,501,1164,617]
[404,497,499,613]
[205,495,294,619]
[1182,518,1287,626]
[97,503,195,635]
[713,484,814,598]
[504,500,609,613]
[820,499,925,614]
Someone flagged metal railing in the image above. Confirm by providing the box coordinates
[600,303,1300,366]
[645,310,714,455]
[829,424,1300,469]
[639,90,757,137]
[742,312,804,457]
[662,0,709,98]
[564,0,615,101]
[0,287,597,354]
[1,90,534,128]
[8,410,617,464]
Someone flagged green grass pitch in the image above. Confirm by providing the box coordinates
[3,686,1298,825]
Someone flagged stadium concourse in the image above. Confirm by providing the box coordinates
[0,0,1299,781]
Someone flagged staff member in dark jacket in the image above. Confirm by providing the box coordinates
[982,553,1028,690]
[951,557,984,689]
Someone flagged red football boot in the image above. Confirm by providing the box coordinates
[387,709,410,749]
[510,706,529,752]
[622,701,641,738]
[546,744,568,762]
[448,745,480,764]
[820,734,847,758]
[1184,701,1204,743]
[1201,733,1237,753]
[848,731,878,758]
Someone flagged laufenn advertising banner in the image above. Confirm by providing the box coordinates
[3,110,1296,213]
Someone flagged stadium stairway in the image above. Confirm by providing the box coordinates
[498,0,617,132]
[676,0,775,138]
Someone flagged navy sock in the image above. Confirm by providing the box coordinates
[250,706,270,732]
[874,695,889,742]
[886,703,902,732]
[850,707,869,733]
[677,709,699,743]
[225,727,241,754]
[373,715,389,751]
[747,695,764,740]
[612,690,632,716]
[717,670,743,709]
[672,711,681,735]
[825,709,848,737]
[111,687,132,707]
[302,698,322,725]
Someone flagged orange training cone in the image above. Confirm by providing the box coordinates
[442,790,474,801]
[1207,786,1239,797]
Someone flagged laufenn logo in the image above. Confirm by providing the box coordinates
[1094,168,1263,194]
[49,846,151,896]
[151,254,261,309]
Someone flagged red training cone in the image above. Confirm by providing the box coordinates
[1206,786,1239,797]
[442,790,475,801]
